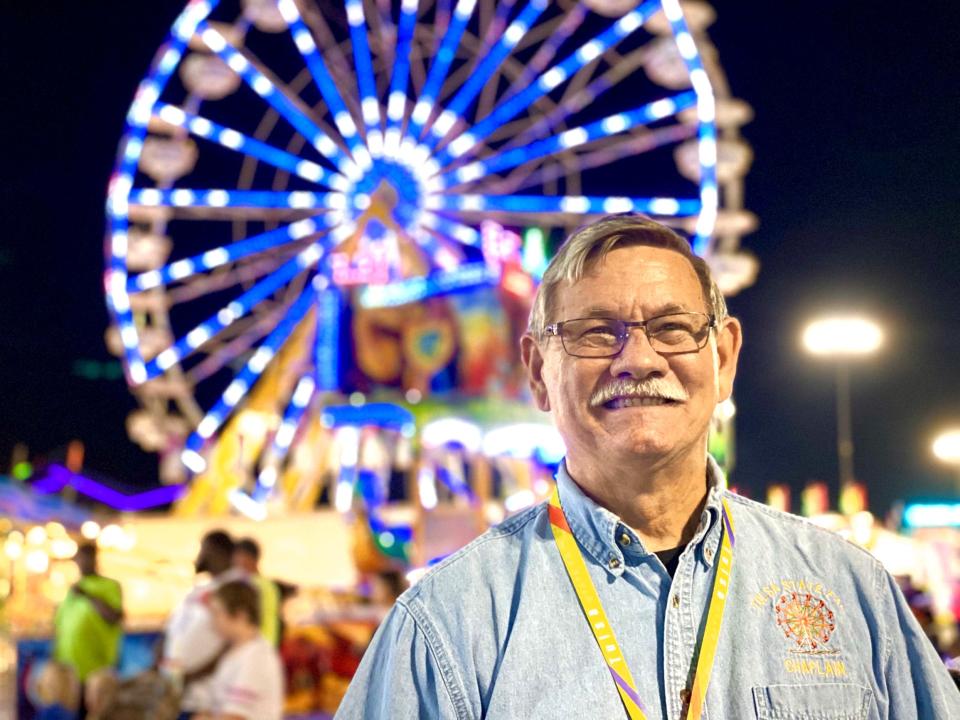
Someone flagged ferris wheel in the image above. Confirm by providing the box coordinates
[103,0,754,499]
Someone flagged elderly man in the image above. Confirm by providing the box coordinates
[337,215,958,718]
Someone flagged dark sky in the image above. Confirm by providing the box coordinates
[1,1,957,515]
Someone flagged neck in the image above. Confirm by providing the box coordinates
[232,624,260,646]
[566,450,710,552]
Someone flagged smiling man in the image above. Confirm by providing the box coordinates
[336,215,958,719]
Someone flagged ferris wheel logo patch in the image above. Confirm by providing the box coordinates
[774,591,837,654]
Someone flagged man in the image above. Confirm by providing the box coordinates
[193,580,284,720]
[336,215,959,718]
[232,537,281,646]
[162,530,242,718]
[53,543,122,705]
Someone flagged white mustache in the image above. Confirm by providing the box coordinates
[589,378,689,407]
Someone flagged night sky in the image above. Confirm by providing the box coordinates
[1,1,957,515]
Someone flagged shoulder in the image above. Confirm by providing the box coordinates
[397,502,549,621]
[724,491,884,576]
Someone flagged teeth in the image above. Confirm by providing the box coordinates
[606,397,673,409]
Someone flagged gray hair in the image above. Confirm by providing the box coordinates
[528,214,727,338]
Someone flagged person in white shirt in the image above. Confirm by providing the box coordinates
[162,530,243,716]
[193,579,285,720]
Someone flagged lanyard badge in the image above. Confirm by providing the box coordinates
[548,486,736,720]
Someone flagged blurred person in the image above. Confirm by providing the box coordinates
[33,660,80,720]
[162,530,242,718]
[53,542,123,713]
[83,668,118,720]
[337,215,960,717]
[193,580,284,720]
[232,537,281,646]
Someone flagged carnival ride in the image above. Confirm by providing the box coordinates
[101,0,755,563]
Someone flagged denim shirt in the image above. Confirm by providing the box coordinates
[336,457,959,719]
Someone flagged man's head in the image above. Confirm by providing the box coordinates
[210,580,261,642]
[232,537,260,575]
[74,542,98,577]
[521,214,742,479]
[195,530,234,576]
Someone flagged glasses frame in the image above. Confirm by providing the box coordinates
[543,312,717,358]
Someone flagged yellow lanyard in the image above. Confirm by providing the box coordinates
[548,486,736,720]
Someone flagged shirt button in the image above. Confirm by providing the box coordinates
[704,546,714,562]
[672,594,680,609]
[608,556,622,570]
[680,688,692,708]
[619,532,631,547]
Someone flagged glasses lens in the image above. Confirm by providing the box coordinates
[646,313,710,352]
[560,318,624,357]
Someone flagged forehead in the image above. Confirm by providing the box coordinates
[554,244,705,318]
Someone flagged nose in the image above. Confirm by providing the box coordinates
[607,326,670,380]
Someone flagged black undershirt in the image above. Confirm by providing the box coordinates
[655,545,686,579]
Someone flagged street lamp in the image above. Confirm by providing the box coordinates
[932,428,960,486]
[802,316,884,492]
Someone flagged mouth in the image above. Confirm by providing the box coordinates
[602,396,681,410]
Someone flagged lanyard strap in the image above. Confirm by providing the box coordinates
[548,486,736,720]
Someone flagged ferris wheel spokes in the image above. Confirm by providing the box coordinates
[126,216,325,293]
[384,0,420,155]
[182,281,319,473]
[153,103,338,188]
[432,0,661,168]
[442,92,698,185]
[277,0,368,157]
[195,22,354,173]
[145,236,331,379]
[416,0,549,152]
[344,0,385,150]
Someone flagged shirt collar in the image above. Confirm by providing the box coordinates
[554,455,727,577]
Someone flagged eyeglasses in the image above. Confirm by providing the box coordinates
[544,312,716,358]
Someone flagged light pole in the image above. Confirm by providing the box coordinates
[802,316,883,492]
[932,428,960,488]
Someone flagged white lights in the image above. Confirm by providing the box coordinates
[201,27,227,52]
[223,379,249,406]
[206,189,230,207]
[287,191,316,209]
[170,189,196,207]
[181,448,207,473]
[197,414,220,439]
[289,218,317,239]
[157,104,186,126]
[675,31,697,60]
[189,116,214,137]
[649,97,678,119]
[80,520,101,540]
[603,197,634,213]
[560,196,590,213]
[540,66,567,91]
[248,346,275,373]
[503,22,526,47]
[649,197,681,215]
[251,73,273,97]
[219,129,243,149]
[932,429,960,464]
[601,114,629,134]
[200,248,230,268]
[802,317,884,357]
[559,127,589,148]
[576,40,603,64]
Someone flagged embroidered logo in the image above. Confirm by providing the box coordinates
[775,591,836,653]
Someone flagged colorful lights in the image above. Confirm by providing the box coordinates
[105,0,725,488]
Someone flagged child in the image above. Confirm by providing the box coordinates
[194,580,284,720]
[32,660,79,720]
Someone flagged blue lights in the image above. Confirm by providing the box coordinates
[105,0,725,490]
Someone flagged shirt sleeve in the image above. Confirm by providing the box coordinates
[334,600,466,720]
[876,565,960,717]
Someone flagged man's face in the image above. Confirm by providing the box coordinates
[522,245,742,477]
[233,550,256,574]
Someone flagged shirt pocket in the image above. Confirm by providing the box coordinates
[752,683,872,720]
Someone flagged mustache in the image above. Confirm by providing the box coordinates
[589,377,689,407]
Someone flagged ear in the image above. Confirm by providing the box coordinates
[714,316,743,402]
[520,333,551,412]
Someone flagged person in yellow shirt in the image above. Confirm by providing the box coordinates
[54,543,123,710]
[232,538,281,646]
